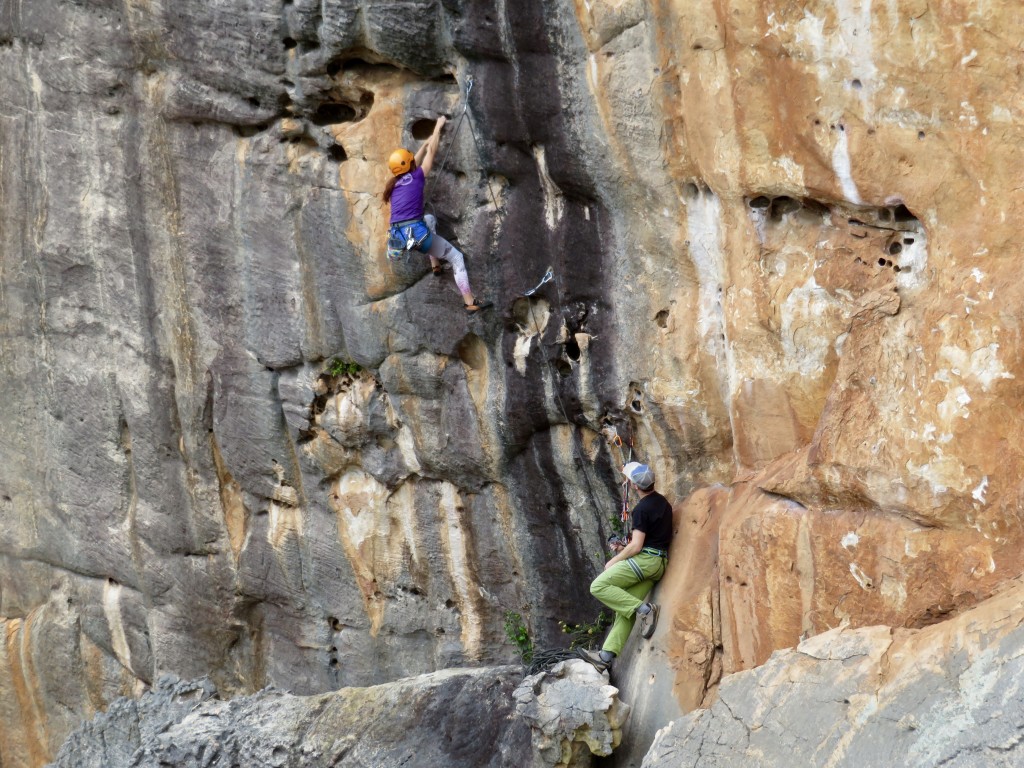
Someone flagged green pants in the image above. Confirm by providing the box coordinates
[589,552,667,655]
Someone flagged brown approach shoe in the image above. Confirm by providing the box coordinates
[577,648,611,672]
[639,602,659,639]
[464,298,493,314]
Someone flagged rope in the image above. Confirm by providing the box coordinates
[425,76,503,223]
[425,73,616,537]
[526,647,606,676]
[521,271,608,523]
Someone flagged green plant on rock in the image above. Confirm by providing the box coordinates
[608,512,627,539]
[326,358,362,378]
[558,610,612,651]
[503,611,534,664]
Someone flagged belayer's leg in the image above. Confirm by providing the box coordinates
[590,561,648,656]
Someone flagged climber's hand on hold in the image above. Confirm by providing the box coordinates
[435,115,447,132]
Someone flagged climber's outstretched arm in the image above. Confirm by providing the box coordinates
[416,116,447,176]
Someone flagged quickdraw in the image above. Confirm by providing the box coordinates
[524,267,554,297]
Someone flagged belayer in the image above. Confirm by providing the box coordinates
[584,462,674,672]
[384,115,492,314]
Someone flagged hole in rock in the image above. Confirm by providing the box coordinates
[749,196,770,209]
[564,337,581,361]
[904,237,915,245]
[851,79,862,89]
[893,204,917,222]
[445,599,456,609]
[329,659,339,668]
[878,208,892,221]
[329,616,342,631]
[247,97,261,108]
[885,259,893,267]
[327,144,347,162]
[801,198,829,217]
[655,309,669,328]
[234,124,269,138]
[771,196,800,217]
[411,118,438,140]
[630,399,643,413]
[888,241,902,255]
[329,646,337,653]
[554,359,572,376]
[867,128,876,136]
[684,182,700,199]
[457,333,487,371]
[894,265,902,272]
[282,37,297,49]
[311,103,356,126]
[878,258,886,266]
[918,131,926,140]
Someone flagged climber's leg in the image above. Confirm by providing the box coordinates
[425,234,474,304]
[423,215,443,273]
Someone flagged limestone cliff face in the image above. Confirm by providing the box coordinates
[0,0,1022,765]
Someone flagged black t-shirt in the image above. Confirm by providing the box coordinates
[631,492,673,551]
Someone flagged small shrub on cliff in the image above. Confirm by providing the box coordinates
[558,610,612,651]
[503,611,533,664]
[327,358,362,377]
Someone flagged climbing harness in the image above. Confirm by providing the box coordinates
[387,218,433,261]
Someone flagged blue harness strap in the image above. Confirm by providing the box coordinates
[387,220,432,260]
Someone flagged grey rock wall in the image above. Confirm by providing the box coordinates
[0,0,656,763]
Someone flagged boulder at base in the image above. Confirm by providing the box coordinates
[48,667,531,768]
[643,581,1024,767]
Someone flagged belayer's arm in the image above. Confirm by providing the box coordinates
[416,116,447,176]
[603,528,646,571]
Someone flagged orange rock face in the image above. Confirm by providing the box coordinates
[578,0,1024,701]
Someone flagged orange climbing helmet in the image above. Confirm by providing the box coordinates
[388,148,415,176]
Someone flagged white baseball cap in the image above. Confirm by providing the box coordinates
[622,462,655,490]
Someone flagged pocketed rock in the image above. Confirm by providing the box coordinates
[642,580,1024,768]
[48,668,531,768]
[513,659,631,767]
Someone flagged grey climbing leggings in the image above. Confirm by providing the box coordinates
[425,235,471,295]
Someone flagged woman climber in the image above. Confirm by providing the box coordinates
[384,116,492,314]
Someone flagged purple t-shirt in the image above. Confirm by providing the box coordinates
[389,167,426,223]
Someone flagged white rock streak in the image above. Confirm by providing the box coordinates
[103,580,132,671]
